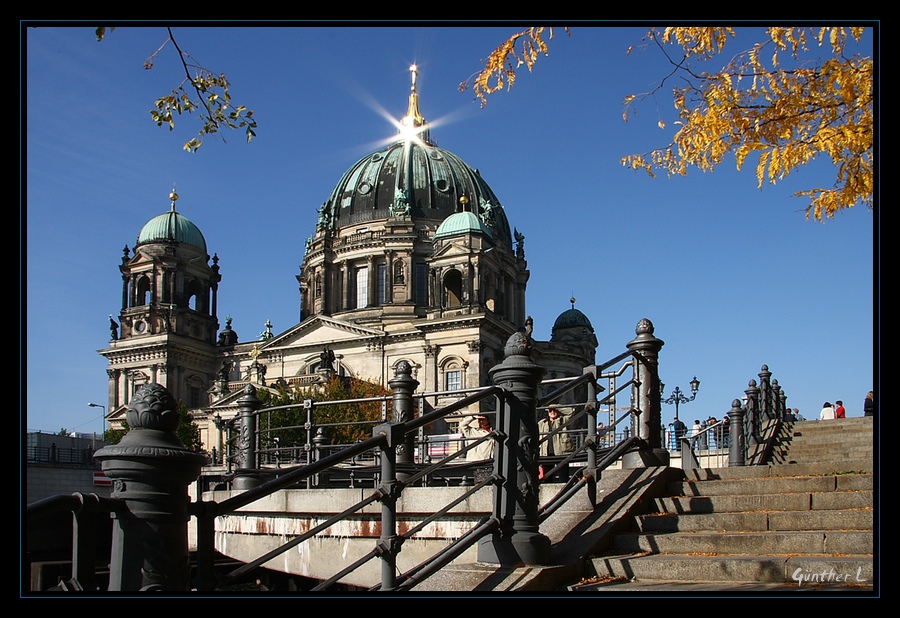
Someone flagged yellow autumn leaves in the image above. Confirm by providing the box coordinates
[467,26,873,222]
[622,27,872,222]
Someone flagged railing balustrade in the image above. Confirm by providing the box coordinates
[26,322,792,593]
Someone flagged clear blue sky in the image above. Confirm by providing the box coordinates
[23,23,877,436]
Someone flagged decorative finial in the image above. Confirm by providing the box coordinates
[570,296,576,309]
[399,64,430,144]
[169,186,179,211]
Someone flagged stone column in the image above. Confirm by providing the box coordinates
[94,383,207,591]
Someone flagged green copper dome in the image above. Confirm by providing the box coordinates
[315,65,512,247]
[433,211,494,241]
[136,192,207,253]
[552,299,594,333]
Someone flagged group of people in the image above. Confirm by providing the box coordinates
[818,392,875,420]
[819,401,845,420]
[458,403,579,463]
[457,389,877,464]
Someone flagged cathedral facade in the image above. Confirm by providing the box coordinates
[98,67,599,451]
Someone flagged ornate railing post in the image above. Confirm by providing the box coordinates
[744,379,761,448]
[481,327,550,566]
[372,419,404,590]
[624,318,668,467]
[772,379,781,419]
[727,399,746,467]
[94,383,207,591]
[583,366,600,506]
[233,384,263,490]
[388,360,419,472]
[758,365,773,420]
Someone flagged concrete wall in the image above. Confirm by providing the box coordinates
[26,464,112,505]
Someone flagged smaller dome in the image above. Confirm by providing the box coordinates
[433,211,493,241]
[552,298,593,332]
[136,192,207,253]
[553,308,593,331]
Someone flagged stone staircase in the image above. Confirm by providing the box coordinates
[569,417,875,591]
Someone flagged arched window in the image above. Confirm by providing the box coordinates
[136,275,151,307]
[185,279,204,312]
[439,357,468,392]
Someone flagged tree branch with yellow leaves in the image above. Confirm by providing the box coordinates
[459,27,570,107]
[467,26,873,222]
[621,27,872,222]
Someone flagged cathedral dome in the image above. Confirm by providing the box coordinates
[552,299,594,332]
[315,66,512,247]
[136,191,207,253]
[433,211,494,241]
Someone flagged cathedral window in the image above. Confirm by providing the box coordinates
[446,370,461,391]
[189,386,202,409]
[377,263,386,305]
[354,266,368,308]
[415,263,428,306]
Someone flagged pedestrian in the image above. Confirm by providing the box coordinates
[672,417,687,451]
[864,391,874,417]
[707,416,721,448]
[597,421,609,448]
[834,400,846,419]
[538,404,575,456]
[721,415,731,448]
[793,408,805,421]
[691,419,703,449]
[819,402,836,420]
[459,414,495,460]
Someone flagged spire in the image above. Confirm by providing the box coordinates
[399,64,431,145]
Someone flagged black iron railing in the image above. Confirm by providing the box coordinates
[25,321,792,593]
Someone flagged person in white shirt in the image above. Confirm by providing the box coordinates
[819,402,836,420]
[459,414,495,460]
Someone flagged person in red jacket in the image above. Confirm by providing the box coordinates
[835,400,846,418]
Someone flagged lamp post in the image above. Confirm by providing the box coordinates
[88,402,106,441]
[661,376,700,422]
[213,413,224,465]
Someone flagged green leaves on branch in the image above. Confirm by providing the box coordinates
[151,72,257,153]
[97,26,257,153]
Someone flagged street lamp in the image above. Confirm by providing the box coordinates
[661,376,700,421]
[88,402,106,440]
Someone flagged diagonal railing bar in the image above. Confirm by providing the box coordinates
[537,372,595,407]
[538,436,644,521]
[212,435,383,515]
[376,516,501,592]
[400,435,496,486]
[203,382,507,590]
[399,473,499,540]
[311,549,381,592]
[218,490,383,585]
[596,349,637,373]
